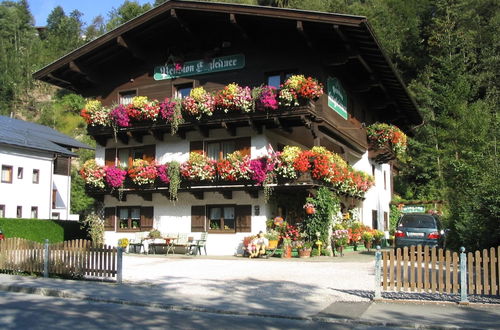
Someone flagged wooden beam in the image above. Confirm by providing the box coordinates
[221,191,233,200]
[116,35,151,62]
[68,61,102,84]
[117,132,129,145]
[150,129,164,141]
[246,190,259,199]
[191,191,204,200]
[170,9,192,34]
[273,117,292,133]
[248,119,262,134]
[230,13,248,39]
[177,129,186,140]
[139,192,153,202]
[195,125,209,138]
[221,121,236,136]
[93,136,108,147]
[47,73,74,89]
[297,20,313,48]
[130,131,144,143]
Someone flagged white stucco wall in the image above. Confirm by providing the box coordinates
[103,190,269,255]
[0,146,53,219]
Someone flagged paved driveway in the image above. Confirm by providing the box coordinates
[122,253,375,317]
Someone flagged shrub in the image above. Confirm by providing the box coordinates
[0,218,88,243]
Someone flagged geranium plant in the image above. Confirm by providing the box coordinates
[182,87,215,118]
[159,97,184,135]
[126,96,160,121]
[180,152,217,181]
[252,85,278,111]
[128,159,158,185]
[279,75,323,106]
[215,83,253,113]
[104,166,127,188]
[80,100,110,126]
[80,159,106,188]
[217,151,251,181]
[366,123,407,158]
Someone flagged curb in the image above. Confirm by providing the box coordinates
[0,283,487,330]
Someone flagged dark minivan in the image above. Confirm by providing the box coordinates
[395,213,445,249]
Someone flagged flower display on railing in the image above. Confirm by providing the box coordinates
[366,123,407,158]
[81,145,374,198]
[216,151,251,181]
[80,75,324,129]
[182,87,215,118]
[128,159,158,185]
[104,166,127,188]
[81,100,110,126]
[252,85,278,111]
[79,159,106,188]
[180,152,217,181]
[215,83,253,113]
[279,75,323,107]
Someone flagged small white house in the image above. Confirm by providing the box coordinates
[0,115,92,220]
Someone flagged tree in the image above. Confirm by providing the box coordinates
[106,1,152,31]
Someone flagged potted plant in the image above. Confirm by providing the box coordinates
[303,202,316,215]
[362,231,374,251]
[332,228,349,256]
[148,229,161,239]
[282,238,292,258]
[373,229,385,246]
[265,229,279,249]
[298,241,313,258]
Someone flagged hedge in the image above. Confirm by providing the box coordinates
[0,218,89,243]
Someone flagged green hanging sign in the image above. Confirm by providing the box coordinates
[153,54,245,80]
[327,77,348,120]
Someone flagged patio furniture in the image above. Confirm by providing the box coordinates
[163,232,178,255]
[128,232,147,253]
[188,232,207,256]
[173,233,191,254]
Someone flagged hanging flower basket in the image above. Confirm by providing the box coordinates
[303,202,316,215]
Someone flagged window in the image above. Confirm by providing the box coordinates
[119,90,137,105]
[266,71,294,89]
[17,206,22,218]
[190,138,250,160]
[17,167,23,179]
[111,206,154,232]
[208,205,235,232]
[191,205,251,233]
[51,212,60,220]
[383,171,387,190]
[174,83,193,99]
[52,189,57,209]
[32,169,40,184]
[119,207,141,230]
[54,156,70,175]
[1,165,13,183]
[0,205,5,218]
[372,210,378,230]
[31,206,38,219]
[105,145,155,168]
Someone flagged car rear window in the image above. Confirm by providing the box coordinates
[398,215,436,228]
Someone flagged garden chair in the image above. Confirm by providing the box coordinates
[188,232,208,256]
[173,233,190,254]
[128,232,147,254]
[164,232,178,255]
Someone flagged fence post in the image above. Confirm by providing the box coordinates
[459,247,469,304]
[116,247,123,284]
[43,239,49,278]
[374,245,382,300]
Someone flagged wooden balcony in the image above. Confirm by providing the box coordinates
[368,142,397,164]
[87,103,321,146]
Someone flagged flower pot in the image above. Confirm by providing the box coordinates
[364,241,372,251]
[298,249,311,258]
[268,240,278,249]
[282,246,292,258]
[305,207,315,215]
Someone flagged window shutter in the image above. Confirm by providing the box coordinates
[191,205,206,232]
[236,205,252,232]
[105,149,116,167]
[235,137,251,157]
[189,141,204,155]
[141,206,154,230]
[143,145,156,163]
[104,207,116,231]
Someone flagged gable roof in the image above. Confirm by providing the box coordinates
[0,115,93,157]
[33,0,422,128]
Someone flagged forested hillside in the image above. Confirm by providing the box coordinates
[0,0,498,250]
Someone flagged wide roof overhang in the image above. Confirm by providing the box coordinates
[33,0,422,129]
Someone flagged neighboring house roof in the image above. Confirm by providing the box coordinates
[33,0,422,128]
[0,115,93,157]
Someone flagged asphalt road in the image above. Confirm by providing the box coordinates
[0,291,388,330]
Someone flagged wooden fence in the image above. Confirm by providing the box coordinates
[378,245,499,297]
[0,238,118,280]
